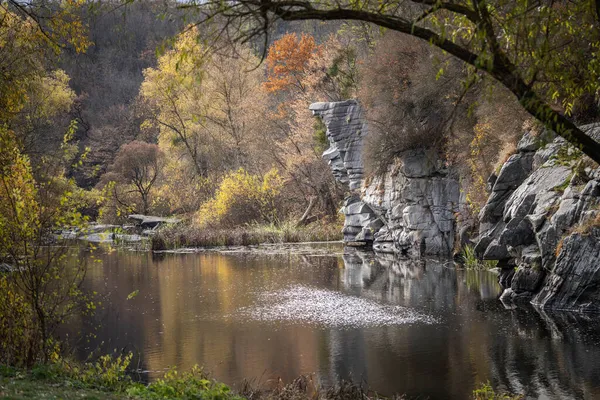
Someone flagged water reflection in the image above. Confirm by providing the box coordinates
[72,245,600,399]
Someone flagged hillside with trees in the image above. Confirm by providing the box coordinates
[2,0,600,398]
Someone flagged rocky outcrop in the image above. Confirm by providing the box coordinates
[364,149,460,256]
[313,99,600,311]
[310,100,366,191]
[312,100,461,256]
[476,124,600,311]
[532,229,600,312]
[128,214,180,230]
[311,100,384,246]
[339,195,385,244]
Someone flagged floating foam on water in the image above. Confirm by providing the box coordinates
[234,285,438,327]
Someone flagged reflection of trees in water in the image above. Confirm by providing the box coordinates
[76,248,600,399]
[80,250,344,384]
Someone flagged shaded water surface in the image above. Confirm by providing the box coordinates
[74,244,600,399]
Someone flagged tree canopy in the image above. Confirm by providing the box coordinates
[189,0,600,164]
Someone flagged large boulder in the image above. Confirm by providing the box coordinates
[532,229,600,312]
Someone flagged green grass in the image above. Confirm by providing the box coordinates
[472,382,523,400]
[0,372,127,399]
[0,366,522,400]
[0,361,241,400]
[462,245,498,270]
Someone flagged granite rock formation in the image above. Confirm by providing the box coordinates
[310,100,366,191]
[313,100,600,311]
[363,149,460,256]
[311,100,384,245]
[311,100,461,256]
[475,124,600,311]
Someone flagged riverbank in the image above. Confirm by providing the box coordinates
[0,361,242,400]
[0,364,519,400]
[150,220,343,250]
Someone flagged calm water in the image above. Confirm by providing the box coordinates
[71,243,600,399]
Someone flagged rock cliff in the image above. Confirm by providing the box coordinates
[311,100,461,256]
[475,124,600,311]
[313,100,600,312]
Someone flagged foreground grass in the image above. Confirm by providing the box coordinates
[0,377,126,399]
[1,377,120,399]
[0,363,242,400]
[151,219,343,250]
[0,364,522,400]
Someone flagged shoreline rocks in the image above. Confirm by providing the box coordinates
[475,124,600,311]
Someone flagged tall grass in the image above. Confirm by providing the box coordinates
[462,245,498,270]
[151,219,343,250]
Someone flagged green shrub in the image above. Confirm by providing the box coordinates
[472,382,523,399]
[126,366,243,400]
[462,246,498,270]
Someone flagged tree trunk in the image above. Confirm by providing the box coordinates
[296,196,316,227]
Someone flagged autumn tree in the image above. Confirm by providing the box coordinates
[0,127,91,366]
[0,2,95,366]
[360,32,458,171]
[139,27,269,214]
[57,0,183,188]
[261,33,357,219]
[264,33,321,94]
[141,27,266,173]
[103,141,163,215]
[192,0,600,165]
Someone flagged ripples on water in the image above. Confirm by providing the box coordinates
[72,243,600,400]
[234,285,438,327]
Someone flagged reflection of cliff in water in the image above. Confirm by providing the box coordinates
[340,249,501,307]
[71,246,600,399]
[335,249,600,399]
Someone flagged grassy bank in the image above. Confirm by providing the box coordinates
[0,362,242,400]
[151,220,343,251]
[0,364,521,400]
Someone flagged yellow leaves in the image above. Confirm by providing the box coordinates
[0,127,40,251]
[0,7,81,128]
[32,70,76,122]
[196,168,283,227]
[48,0,92,54]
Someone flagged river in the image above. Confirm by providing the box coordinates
[71,242,600,399]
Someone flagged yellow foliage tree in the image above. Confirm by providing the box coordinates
[0,4,92,366]
[0,4,88,122]
[0,127,90,366]
[140,27,268,213]
[197,168,284,227]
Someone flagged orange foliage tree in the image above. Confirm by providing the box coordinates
[261,33,357,218]
[264,33,321,94]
